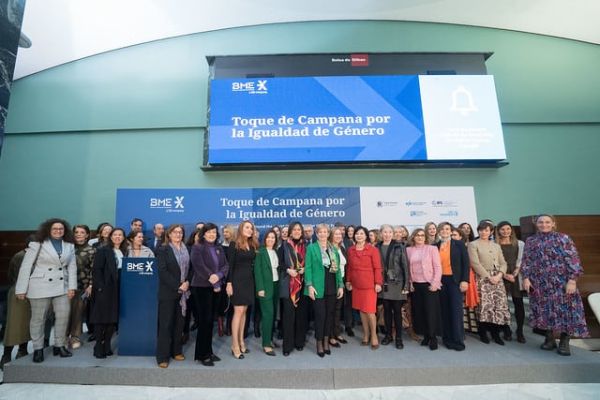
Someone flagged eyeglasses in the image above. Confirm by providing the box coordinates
[51,227,65,231]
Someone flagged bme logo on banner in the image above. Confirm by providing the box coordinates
[127,261,155,275]
[149,196,184,213]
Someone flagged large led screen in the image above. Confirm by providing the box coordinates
[206,75,505,165]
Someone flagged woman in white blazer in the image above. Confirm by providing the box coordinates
[16,218,77,363]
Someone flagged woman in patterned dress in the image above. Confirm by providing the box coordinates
[521,214,589,356]
[468,221,510,345]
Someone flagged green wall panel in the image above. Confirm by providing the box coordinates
[1,20,599,230]
[5,21,600,135]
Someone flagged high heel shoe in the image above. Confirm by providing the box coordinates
[231,348,244,360]
[240,345,250,354]
[33,349,44,363]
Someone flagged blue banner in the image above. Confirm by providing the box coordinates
[208,75,426,164]
[207,75,506,165]
[119,257,158,356]
[116,187,361,236]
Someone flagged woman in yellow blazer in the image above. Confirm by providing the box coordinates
[305,224,344,358]
[253,230,280,356]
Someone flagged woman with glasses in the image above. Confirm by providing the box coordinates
[156,224,190,368]
[406,228,442,350]
[15,218,77,363]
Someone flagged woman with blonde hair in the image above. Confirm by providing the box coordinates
[226,221,259,359]
[424,222,438,245]
[521,215,589,355]
[305,224,344,357]
[406,228,442,350]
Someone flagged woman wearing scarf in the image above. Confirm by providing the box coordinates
[375,224,410,350]
[305,224,344,357]
[277,221,308,356]
[155,224,190,368]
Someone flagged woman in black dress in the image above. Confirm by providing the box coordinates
[226,221,258,359]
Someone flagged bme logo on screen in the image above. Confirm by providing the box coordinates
[149,196,185,213]
[127,261,154,276]
[231,80,268,95]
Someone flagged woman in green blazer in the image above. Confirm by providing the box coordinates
[253,230,280,356]
[305,224,344,357]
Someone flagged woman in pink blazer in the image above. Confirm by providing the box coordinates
[406,228,442,350]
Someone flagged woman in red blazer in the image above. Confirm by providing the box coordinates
[346,226,382,349]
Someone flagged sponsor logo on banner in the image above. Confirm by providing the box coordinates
[231,80,268,95]
[410,211,427,217]
[440,210,459,217]
[149,196,185,213]
[431,200,458,208]
[405,201,427,207]
[376,200,399,208]
[126,260,155,276]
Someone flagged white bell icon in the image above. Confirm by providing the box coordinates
[450,86,478,116]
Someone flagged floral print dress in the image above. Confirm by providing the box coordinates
[521,232,589,337]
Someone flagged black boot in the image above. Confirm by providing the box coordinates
[541,330,557,350]
[557,333,571,356]
[53,346,73,357]
[0,353,11,370]
[503,325,513,341]
[94,342,106,359]
[516,328,526,344]
[33,349,44,363]
[16,343,29,359]
[395,337,404,349]
[491,325,505,346]
[478,323,490,344]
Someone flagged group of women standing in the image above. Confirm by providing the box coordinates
[3,214,589,369]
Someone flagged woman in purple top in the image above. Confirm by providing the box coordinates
[521,215,589,356]
[189,223,229,366]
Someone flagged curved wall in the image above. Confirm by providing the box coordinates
[1,21,599,229]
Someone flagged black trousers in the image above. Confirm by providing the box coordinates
[513,297,525,333]
[313,294,336,341]
[343,287,354,328]
[192,286,216,361]
[440,276,465,346]
[94,323,115,356]
[332,296,343,337]
[383,299,405,339]
[183,293,200,334]
[412,282,441,339]
[156,298,185,363]
[281,294,307,353]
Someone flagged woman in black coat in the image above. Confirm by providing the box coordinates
[155,224,190,368]
[436,222,470,351]
[90,228,128,358]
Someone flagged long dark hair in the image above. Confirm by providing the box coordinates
[34,218,74,243]
[109,228,129,253]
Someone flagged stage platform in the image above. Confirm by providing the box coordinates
[3,329,600,389]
